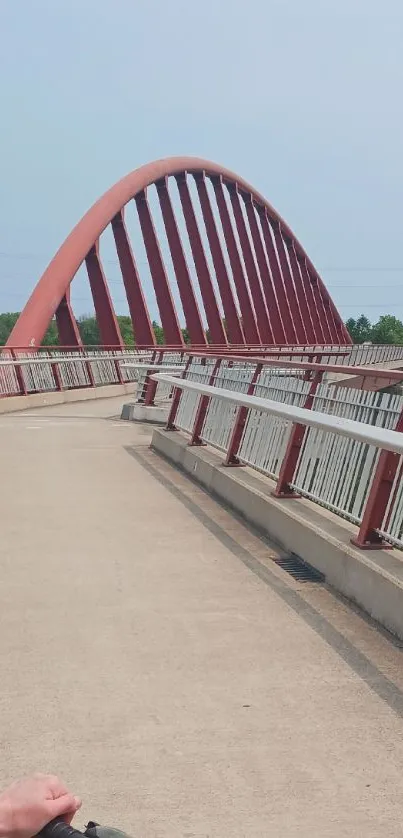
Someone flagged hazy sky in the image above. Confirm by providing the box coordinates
[1,0,402,324]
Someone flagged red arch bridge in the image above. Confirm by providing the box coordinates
[7,156,351,349]
[2,156,403,556]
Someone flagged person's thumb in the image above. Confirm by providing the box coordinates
[48,794,82,819]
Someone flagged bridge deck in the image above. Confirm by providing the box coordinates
[1,397,403,836]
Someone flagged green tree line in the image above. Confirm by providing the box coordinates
[0,313,189,347]
[345,315,403,345]
[1,311,403,346]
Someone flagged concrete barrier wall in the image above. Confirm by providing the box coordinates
[0,382,137,414]
[152,428,403,641]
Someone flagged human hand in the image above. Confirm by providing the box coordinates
[0,774,81,838]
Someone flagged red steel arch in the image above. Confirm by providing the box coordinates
[6,157,351,348]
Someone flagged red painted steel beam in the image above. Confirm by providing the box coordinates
[308,264,344,344]
[241,194,284,343]
[227,185,273,343]
[272,223,306,343]
[295,254,326,344]
[175,174,227,346]
[55,291,82,346]
[285,239,316,344]
[111,209,155,347]
[85,242,123,347]
[257,209,297,343]
[314,276,337,343]
[194,173,244,345]
[156,178,206,346]
[211,176,260,345]
[135,190,183,347]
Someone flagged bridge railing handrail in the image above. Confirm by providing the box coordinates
[185,352,403,383]
[153,370,403,552]
[2,346,403,399]
[152,374,403,455]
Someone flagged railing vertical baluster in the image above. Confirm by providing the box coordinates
[189,359,221,446]
[224,363,262,466]
[273,371,323,497]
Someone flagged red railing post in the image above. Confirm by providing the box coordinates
[223,363,262,466]
[189,359,221,446]
[166,355,193,430]
[137,350,157,403]
[11,349,27,395]
[82,348,96,388]
[114,357,124,385]
[144,351,163,406]
[273,371,323,497]
[351,411,403,549]
[50,360,63,392]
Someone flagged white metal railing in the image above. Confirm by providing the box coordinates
[0,349,147,397]
[251,344,403,367]
[154,373,403,549]
[130,353,185,404]
[325,344,403,367]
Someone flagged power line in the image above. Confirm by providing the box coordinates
[1,249,403,272]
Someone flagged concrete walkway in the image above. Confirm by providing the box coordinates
[1,396,403,837]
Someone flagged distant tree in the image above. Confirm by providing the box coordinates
[77,315,100,346]
[152,321,165,345]
[0,312,58,346]
[41,320,59,346]
[0,312,20,345]
[116,316,135,346]
[4,309,403,350]
[371,315,403,345]
[345,315,372,344]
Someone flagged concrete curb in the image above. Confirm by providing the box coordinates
[121,402,170,423]
[0,382,137,414]
[151,427,403,640]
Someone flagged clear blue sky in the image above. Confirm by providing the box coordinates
[1,0,402,324]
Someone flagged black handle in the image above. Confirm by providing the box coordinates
[37,818,84,838]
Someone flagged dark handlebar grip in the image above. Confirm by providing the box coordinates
[37,818,84,838]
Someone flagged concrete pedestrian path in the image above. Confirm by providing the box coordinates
[1,396,403,837]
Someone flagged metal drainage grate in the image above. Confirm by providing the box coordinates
[273,555,324,583]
